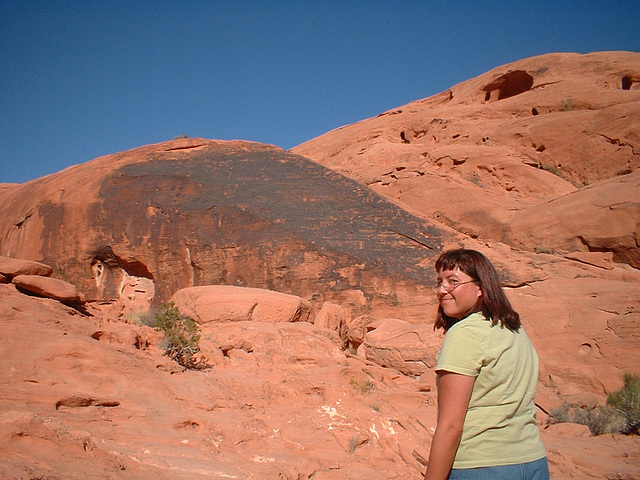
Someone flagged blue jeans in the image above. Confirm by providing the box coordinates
[447,457,550,480]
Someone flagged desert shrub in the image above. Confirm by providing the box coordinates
[468,172,484,188]
[560,98,574,111]
[574,404,626,436]
[548,402,625,436]
[143,302,210,370]
[348,434,360,453]
[547,402,572,424]
[350,377,375,395]
[541,163,560,176]
[608,373,640,434]
[547,373,640,435]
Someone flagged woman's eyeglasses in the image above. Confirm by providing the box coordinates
[433,280,476,294]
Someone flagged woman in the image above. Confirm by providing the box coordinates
[423,249,549,480]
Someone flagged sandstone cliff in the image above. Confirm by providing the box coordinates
[292,51,640,268]
[0,139,459,320]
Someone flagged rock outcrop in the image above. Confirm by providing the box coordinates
[0,139,454,319]
[0,255,81,304]
[289,51,640,429]
[12,274,81,304]
[171,285,314,324]
[0,255,53,277]
[292,51,640,268]
[510,170,640,267]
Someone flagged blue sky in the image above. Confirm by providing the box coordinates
[1,1,639,184]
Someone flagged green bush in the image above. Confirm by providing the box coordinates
[574,404,626,436]
[548,373,640,435]
[608,373,640,434]
[143,302,210,370]
[548,402,626,436]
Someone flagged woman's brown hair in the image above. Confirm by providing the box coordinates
[434,249,521,332]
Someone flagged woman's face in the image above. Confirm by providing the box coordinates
[436,267,483,319]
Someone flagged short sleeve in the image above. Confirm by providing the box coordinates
[436,325,484,377]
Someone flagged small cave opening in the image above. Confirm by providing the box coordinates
[90,246,153,280]
[482,70,534,101]
[621,75,639,90]
[90,246,156,313]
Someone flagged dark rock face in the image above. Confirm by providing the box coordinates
[2,140,455,315]
[87,144,451,309]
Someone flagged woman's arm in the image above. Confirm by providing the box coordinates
[423,371,475,480]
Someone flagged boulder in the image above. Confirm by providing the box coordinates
[545,423,592,438]
[359,318,440,377]
[12,274,81,303]
[199,320,346,365]
[0,255,52,277]
[346,314,375,349]
[314,302,350,346]
[510,171,640,268]
[171,285,314,324]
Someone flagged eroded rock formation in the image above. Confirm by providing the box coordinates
[292,51,640,267]
[0,140,456,319]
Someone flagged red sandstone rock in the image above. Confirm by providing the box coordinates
[0,139,456,318]
[12,274,81,303]
[0,255,53,277]
[171,285,314,324]
[359,318,440,377]
[0,272,8,283]
[314,301,350,346]
[292,51,640,265]
[564,251,615,270]
[1,282,638,479]
[0,284,438,479]
[346,313,375,349]
[510,170,640,268]
[287,51,640,421]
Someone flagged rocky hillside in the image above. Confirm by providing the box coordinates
[1,51,639,479]
[293,51,640,268]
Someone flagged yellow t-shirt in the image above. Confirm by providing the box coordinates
[435,312,546,468]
